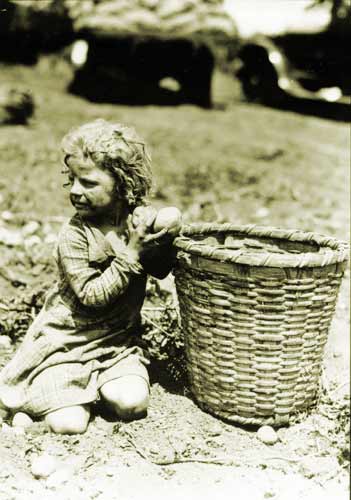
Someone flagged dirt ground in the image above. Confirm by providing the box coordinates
[0,58,350,500]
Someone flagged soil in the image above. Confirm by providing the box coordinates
[0,57,349,500]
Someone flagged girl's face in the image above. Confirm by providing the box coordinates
[65,155,119,220]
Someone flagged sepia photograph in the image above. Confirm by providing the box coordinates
[0,1,349,499]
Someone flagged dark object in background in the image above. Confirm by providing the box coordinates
[235,32,350,121]
[0,0,236,108]
[65,0,237,108]
[68,35,214,108]
[0,0,74,64]
[0,85,34,125]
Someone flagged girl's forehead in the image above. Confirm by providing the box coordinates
[67,155,100,176]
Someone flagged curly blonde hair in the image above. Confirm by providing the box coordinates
[61,119,153,209]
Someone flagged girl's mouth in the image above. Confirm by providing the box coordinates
[71,199,89,208]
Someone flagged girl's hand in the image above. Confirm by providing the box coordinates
[125,214,148,260]
[143,226,176,247]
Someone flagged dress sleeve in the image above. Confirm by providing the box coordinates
[57,221,143,308]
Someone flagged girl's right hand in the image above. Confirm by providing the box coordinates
[125,214,148,261]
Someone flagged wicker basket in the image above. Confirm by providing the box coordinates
[173,223,349,427]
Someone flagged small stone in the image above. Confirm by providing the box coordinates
[31,453,58,479]
[0,335,12,350]
[12,412,33,429]
[256,207,270,218]
[24,235,42,248]
[1,211,14,221]
[22,221,40,236]
[0,228,23,246]
[257,425,278,445]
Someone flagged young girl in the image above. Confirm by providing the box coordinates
[0,119,181,434]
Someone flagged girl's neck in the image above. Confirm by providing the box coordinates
[87,202,130,234]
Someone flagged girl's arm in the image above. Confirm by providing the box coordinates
[105,227,175,279]
[58,221,143,308]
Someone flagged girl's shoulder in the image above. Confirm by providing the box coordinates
[57,214,87,247]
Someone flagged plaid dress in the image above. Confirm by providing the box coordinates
[0,214,154,417]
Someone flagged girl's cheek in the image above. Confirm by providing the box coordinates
[85,190,109,206]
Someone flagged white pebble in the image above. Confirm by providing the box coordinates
[24,235,42,248]
[12,412,33,429]
[257,425,278,445]
[1,211,14,221]
[0,227,23,246]
[31,454,58,479]
[256,207,270,218]
[22,221,40,236]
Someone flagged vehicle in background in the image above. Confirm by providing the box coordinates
[66,0,238,108]
[233,1,350,120]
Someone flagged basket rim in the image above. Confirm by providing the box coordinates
[174,223,349,268]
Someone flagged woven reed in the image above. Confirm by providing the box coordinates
[173,223,349,427]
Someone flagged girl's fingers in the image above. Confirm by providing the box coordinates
[127,215,147,240]
[143,227,168,244]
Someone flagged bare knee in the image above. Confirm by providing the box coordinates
[45,405,90,434]
[115,391,149,420]
[100,376,149,421]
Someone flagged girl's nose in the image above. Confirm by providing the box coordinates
[70,178,83,196]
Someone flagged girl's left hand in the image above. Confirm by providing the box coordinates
[142,226,177,248]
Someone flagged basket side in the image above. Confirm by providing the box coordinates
[174,257,345,427]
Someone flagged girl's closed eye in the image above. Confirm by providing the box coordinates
[80,178,98,189]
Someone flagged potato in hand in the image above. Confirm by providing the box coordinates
[152,206,182,234]
[131,205,157,231]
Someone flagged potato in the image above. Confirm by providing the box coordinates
[153,207,182,233]
[132,205,157,229]
[257,425,278,445]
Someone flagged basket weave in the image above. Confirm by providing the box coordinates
[173,223,349,427]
